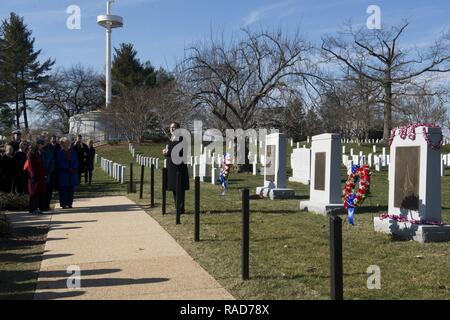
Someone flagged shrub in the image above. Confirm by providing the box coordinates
[0,192,30,211]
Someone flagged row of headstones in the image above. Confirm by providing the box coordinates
[289,138,384,146]
[343,145,385,155]
[129,143,136,158]
[289,147,391,184]
[128,143,163,169]
[135,153,161,170]
[96,155,126,184]
[343,153,390,173]
[192,151,269,182]
[291,137,450,147]
[188,154,225,184]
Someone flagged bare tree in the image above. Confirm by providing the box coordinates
[109,87,154,143]
[395,80,449,125]
[37,65,104,133]
[108,80,193,143]
[322,21,450,140]
[149,82,194,137]
[177,28,323,130]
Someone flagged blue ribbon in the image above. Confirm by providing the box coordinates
[346,194,356,225]
[351,164,360,174]
[347,207,355,225]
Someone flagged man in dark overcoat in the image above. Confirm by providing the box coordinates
[163,122,189,214]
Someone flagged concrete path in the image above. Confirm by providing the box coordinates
[33,196,234,300]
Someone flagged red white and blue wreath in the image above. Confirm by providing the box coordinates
[342,164,371,225]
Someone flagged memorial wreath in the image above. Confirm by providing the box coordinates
[343,164,371,225]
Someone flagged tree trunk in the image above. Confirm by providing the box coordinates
[21,70,29,131]
[14,75,20,128]
[15,95,20,129]
[383,81,393,141]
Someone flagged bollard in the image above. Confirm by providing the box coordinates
[162,167,167,215]
[330,214,343,300]
[139,165,144,199]
[194,176,200,242]
[176,171,181,225]
[242,188,250,280]
[128,163,134,194]
[150,164,155,208]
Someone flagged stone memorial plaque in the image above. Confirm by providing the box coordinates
[394,146,420,210]
[266,144,276,182]
[314,152,326,191]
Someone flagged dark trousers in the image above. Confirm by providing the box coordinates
[14,174,26,194]
[44,182,53,210]
[59,186,75,207]
[29,195,44,213]
[77,168,83,183]
[85,170,93,184]
[172,190,185,213]
[2,177,14,193]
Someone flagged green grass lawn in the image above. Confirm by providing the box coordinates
[94,142,450,300]
[0,225,48,300]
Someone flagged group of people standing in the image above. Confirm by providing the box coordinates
[0,131,96,214]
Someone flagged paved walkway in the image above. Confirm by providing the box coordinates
[31,196,234,300]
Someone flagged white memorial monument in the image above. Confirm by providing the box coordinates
[256,133,295,199]
[300,133,345,215]
[373,125,450,243]
[289,147,311,185]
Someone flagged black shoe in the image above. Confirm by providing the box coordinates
[68,205,73,208]
[61,206,67,209]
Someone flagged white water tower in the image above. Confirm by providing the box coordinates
[97,0,123,108]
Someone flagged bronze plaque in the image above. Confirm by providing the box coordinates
[314,152,326,191]
[394,146,420,210]
[265,144,276,182]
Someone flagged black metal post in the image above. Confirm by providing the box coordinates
[194,176,200,241]
[162,167,167,215]
[330,214,343,300]
[242,188,250,280]
[129,163,134,193]
[139,165,144,199]
[150,164,155,208]
[176,171,181,225]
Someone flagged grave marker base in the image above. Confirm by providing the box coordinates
[256,186,295,200]
[299,201,346,216]
[373,217,450,243]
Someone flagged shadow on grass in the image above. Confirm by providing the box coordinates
[0,226,48,300]
[389,234,410,242]
[200,209,301,215]
[75,181,125,198]
[248,194,308,201]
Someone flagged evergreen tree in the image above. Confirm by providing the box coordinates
[112,43,146,91]
[0,13,54,130]
[111,43,173,95]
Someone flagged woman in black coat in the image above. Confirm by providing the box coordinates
[163,122,189,214]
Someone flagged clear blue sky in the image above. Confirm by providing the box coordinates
[1,0,449,73]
